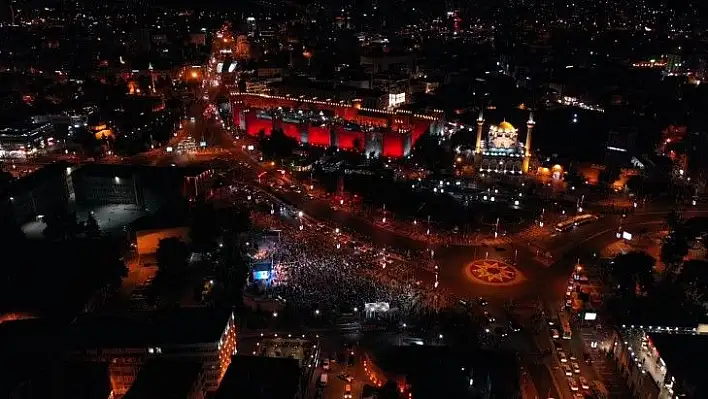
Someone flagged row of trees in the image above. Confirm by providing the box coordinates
[149,202,253,307]
[608,213,708,319]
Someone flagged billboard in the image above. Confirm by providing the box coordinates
[253,270,270,280]
[583,312,597,321]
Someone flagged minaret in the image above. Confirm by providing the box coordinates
[523,111,535,173]
[475,109,485,154]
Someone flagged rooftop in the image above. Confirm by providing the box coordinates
[72,163,211,179]
[124,359,204,399]
[648,333,708,398]
[2,161,70,199]
[0,122,52,138]
[214,355,301,399]
[67,308,233,349]
[0,357,110,399]
[369,346,519,399]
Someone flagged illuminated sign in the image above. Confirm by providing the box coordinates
[253,270,270,280]
[388,92,406,108]
[622,231,633,240]
[584,312,597,321]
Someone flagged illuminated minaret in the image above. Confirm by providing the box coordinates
[523,111,535,173]
[475,109,485,154]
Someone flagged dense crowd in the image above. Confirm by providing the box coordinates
[251,210,449,318]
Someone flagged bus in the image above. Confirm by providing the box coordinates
[555,214,599,232]
[559,311,572,340]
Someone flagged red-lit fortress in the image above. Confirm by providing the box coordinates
[230,93,444,158]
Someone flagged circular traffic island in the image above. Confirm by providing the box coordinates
[465,259,524,286]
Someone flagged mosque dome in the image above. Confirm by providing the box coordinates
[497,121,516,132]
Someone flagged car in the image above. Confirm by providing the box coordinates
[579,376,590,390]
[509,320,522,332]
[562,364,573,376]
[567,376,579,391]
[553,341,563,351]
[484,311,495,324]
[322,359,330,370]
[344,383,352,399]
[551,329,560,339]
[477,297,488,306]
[559,352,568,363]
[571,361,581,374]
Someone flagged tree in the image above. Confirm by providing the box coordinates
[677,260,708,311]
[661,224,690,276]
[260,128,298,161]
[352,137,363,153]
[189,202,221,253]
[598,167,621,186]
[155,237,189,274]
[221,207,252,234]
[85,212,101,238]
[43,207,80,240]
[564,169,586,189]
[611,251,656,297]
[625,175,644,195]
[411,132,450,171]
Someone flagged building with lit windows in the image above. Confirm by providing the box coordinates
[609,325,708,399]
[474,111,535,174]
[0,123,55,159]
[66,309,238,396]
[0,309,237,398]
[361,345,519,399]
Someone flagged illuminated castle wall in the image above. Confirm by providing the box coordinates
[230,93,442,158]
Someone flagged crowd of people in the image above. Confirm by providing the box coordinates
[214,179,452,323]
[251,209,449,319]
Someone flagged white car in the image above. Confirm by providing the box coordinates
[571,361,581,374]
[559,352,568,363]
[551,329,560,339]
[563,364,573,376]
[579,376,590,390]
[568,376,579,391]
[484,311,495,324]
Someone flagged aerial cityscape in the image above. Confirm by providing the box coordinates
[2,0,708,398]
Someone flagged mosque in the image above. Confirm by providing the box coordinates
[474,111,535,174]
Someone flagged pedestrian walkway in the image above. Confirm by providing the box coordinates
[517,224,553,241]
[580,329,633,398]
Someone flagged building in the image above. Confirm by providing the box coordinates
[3,162,72,224]
[214,356,301,399]
[360,51,416,75]
[230,92,440,158]
[2,360,112,399]
[609,325,708,399]
[70,164,213,210]
[362,345,519,399]
[124,359,206,399]
[2,163,212,227]
[475,111,535,174]
[66,308,237,396]
[0,122,55,159]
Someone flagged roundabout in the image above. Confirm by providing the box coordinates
[465,258,524,286]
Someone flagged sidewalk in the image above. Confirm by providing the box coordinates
[579,327,632,397]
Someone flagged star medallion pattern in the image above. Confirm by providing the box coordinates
[469,259,518,284]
